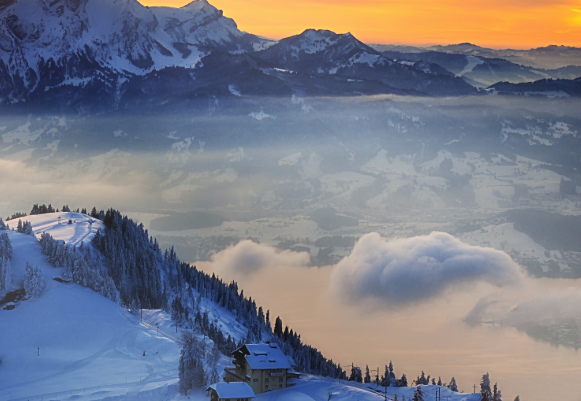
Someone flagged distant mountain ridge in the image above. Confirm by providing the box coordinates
[0,0,270,103]
[1,0,580,110]
[369,43,581,70]
[0,0,478,109]
[490,76,581,97]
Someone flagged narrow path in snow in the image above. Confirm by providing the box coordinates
[142,321,181,343]
[456,56,484,77]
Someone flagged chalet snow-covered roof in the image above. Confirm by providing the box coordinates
[236,343,292,370]
[207,382,255,399]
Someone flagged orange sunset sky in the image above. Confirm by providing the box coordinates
[138,0,581,49]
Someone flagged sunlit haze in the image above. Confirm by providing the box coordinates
[138,0,581,48]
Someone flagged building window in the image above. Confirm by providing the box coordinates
[279,378,283,383]
[253,378,259,383]
[265,385,269,390]
[265,378,269,383]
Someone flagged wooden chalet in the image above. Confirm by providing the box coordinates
[224,343,299,394]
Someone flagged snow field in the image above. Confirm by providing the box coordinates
[0,230,182,401]
[22,212,105,247]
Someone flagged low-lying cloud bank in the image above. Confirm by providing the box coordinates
[502,288,581,326]
[210,240,310,277]
[330,232,523,306]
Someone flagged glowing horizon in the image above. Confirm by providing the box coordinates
[137,0,581,49]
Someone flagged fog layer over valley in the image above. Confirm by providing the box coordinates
[2,94,581,400]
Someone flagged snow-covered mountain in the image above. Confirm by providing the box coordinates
[255,29,477,96]
[370,42,581,70]
[0,0,270,102]
[0,1,480,108]
[378,50,581,88]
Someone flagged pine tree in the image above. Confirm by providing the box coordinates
[513,396,520,401]
[0,256,12,297]
[381,364,390,387]
[274,316,283,336]
[24,262,45,298]
[206,344,221,386]
[448,377,458,392]
[178,330,206,395]
[481,373,492,401]
[413,385,425,401]
[437,377,442,386]
[0,233,11,262]
[493,382,502,401]
[364,365,371,384]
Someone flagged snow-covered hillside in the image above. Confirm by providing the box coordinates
[0,212,487,401]
[0,228,181,400]
[20,211,105,247]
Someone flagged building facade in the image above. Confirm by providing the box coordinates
[224,343,295,394]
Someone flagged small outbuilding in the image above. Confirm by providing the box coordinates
[206,382,255,401]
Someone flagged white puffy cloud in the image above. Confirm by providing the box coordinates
[210,240,310,276]
[330,232,523,306]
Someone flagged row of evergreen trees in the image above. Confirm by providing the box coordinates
[39,233,118,303]
[0,230,44,300]
[177,329,221,396]
[481,373,512,401]
[0,233,12,298]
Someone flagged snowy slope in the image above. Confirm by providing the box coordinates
[0,213,483,401]
[0,229,184,400]
[17,212,106,247]
[254,378,479,401]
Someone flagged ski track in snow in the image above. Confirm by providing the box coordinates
[456,56,484,77]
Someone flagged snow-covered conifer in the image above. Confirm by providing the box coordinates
[413,385,425,401]
[24,262,45,298]
[206,344,221,386]
[481,373,492,401]
[274,316,283,336]
[0,256,12,297]
[349,365,362,383]
[0,233,12,258]
[399,373,408,387]
[130,295,141,316]
[448,377,458,392]
[364,365,371,384]
[493,382,502,401]
[0,217,7,230]
[178,330,206,395]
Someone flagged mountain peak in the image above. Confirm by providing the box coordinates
[180,0,210,10]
